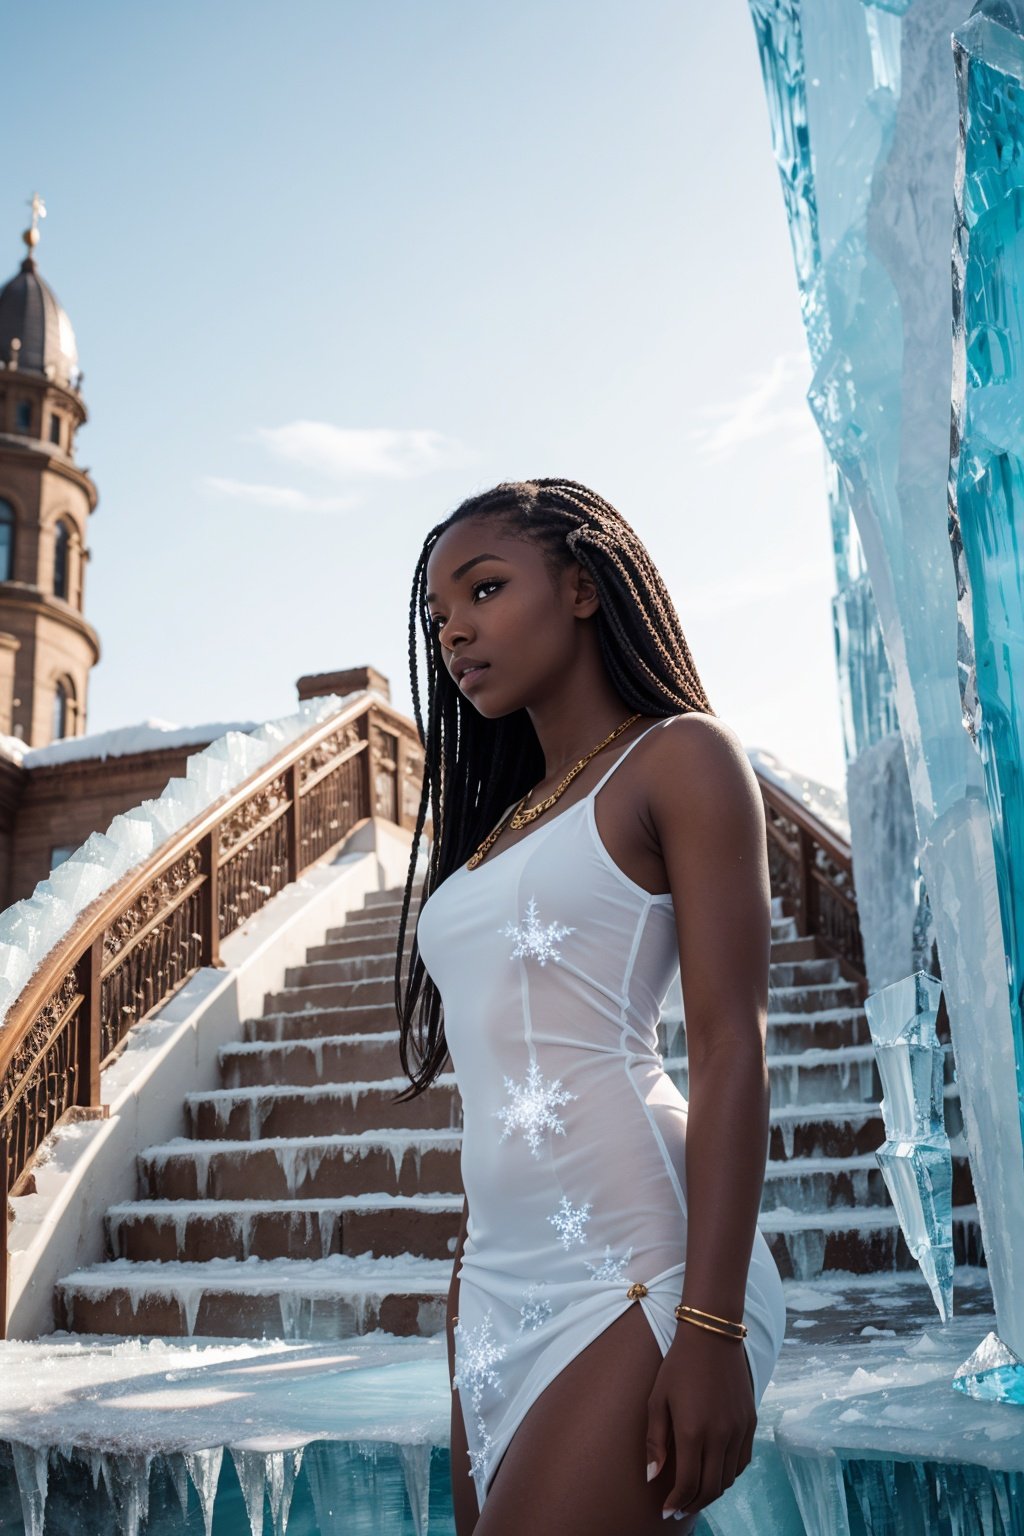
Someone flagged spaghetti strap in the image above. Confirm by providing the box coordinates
[589,717,671,796]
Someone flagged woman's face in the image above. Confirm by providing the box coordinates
[424,516,598,718]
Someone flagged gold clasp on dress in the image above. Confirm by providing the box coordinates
[626,1282,648,1300]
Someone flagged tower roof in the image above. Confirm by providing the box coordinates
[0,197,81,391]
[0,257,81,390]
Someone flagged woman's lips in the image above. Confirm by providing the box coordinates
[459,664,489,689]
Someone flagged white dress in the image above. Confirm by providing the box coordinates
[415,718,787,1512]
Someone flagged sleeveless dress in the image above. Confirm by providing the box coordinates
[414,718,787,1512]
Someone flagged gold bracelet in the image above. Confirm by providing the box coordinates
[674,1302,747,1339]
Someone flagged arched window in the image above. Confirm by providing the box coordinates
[0,500,13,582]
[53,519,71,599]
[52,676,74,739]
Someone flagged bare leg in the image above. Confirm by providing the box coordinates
[474,1302,747,1536]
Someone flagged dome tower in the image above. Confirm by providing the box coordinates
[0,195,100,745]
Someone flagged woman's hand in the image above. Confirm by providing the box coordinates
[645,1324,757,1520]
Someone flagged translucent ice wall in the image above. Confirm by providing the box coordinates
[749,0,1024,1358]
[950,5,1024,1193]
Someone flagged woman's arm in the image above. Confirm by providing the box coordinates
[448,1194,479,1533]
[643,716,772,1520]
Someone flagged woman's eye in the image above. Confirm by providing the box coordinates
[429,579,502,635]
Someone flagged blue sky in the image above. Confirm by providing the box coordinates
[4,0,846,788]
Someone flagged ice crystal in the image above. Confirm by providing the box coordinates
[494,1059,575,1157]
[500,894,575,965]
[548,1195,593,1250]
[584,1244,635,1282]
[518,1282,553,1333]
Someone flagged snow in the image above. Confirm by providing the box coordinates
[746,748,850,843]
[0,689,381,1030]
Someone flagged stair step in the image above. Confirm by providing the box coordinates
[54,1254,451,1340]
[105,1194,462,1262]
[244,1003,400,1041]
[139,1129,464,1200]
[766,981,863,1015]
[220,1031,404,1087]
[664,1043,880,1108]
[766,1102,884,1161]
[761,1203,983,1280]
[184,1078,461,1140]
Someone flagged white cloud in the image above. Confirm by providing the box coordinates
[201,477,356,513]
[686,350,821,461]
[251,423,472,482]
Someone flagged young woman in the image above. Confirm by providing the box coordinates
[394,479,786,1533]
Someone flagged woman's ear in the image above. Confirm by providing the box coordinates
[569,561,601,619]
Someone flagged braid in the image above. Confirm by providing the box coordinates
[392,478,714,1101]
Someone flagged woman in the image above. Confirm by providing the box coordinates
[394,479,786,1533]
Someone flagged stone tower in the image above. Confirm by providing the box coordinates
[0,196,100,745]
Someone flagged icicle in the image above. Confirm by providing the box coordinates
[229,1447,268,1536]
[784,1227,828,1282]
[110,1450,153,1536]
[839,1058,852,1092]
[278,1290,307,1340]
[11,1441,49,1536]
[318,1207,337,1258]
[780,1117,796,1160]
[397,1442,433,1536]
[179,1279,204,1337]
[184,1447,224,1536]
[169,1451,191,1516]
[267,1446,303,1536]
[391,1139,408,1186]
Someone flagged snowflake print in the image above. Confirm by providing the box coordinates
[518,1282,553,1333]
[548,1195,593,1250]
[584,1244,635,1282]
[500,895,576,966]
[494,1060,576,1157]
[469,1412,495,1481]
[453,1309,507,1412]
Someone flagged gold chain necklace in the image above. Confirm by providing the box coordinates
[466,712,643,869]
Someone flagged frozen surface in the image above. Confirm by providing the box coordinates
[748,0,1024,1363]
[0,1332,449,1536]
[0,1267,1003,1536]
[0,689,382,1029]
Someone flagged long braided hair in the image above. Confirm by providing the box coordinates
[392,478,714,1102]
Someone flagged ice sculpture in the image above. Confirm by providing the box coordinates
[864,972,953,1320]
[950,6,1024,1172]
[748,0,1024,1372]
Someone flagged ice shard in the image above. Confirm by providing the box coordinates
[749,0,1024,1369]
[864,972,953,1319]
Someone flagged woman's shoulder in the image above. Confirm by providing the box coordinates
[642,713,763,829]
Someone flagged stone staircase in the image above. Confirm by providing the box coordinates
[52,889,983,1340]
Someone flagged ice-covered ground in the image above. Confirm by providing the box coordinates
[0,1265,1007,1536]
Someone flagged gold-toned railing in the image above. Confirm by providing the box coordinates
[0,695,425,1337]
[754,770,865,992]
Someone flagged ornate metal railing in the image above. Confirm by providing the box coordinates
[754,770,865,993]
[0,694,425,1337]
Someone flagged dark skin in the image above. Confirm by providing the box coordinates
[426,517,772,1533]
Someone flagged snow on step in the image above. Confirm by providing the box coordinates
[55,1253,453,1341]
[106,1193,464,1262]
[139,1128,464,1200]
[219,1030,404,1087]
[183,1075,461,1140]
